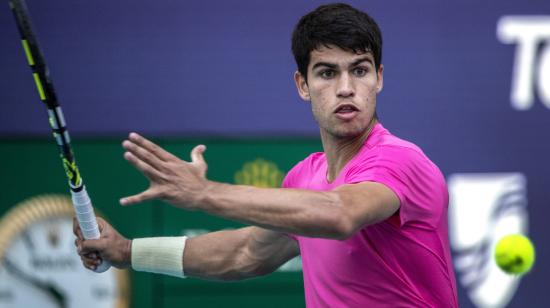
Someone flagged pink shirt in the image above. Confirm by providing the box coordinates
[283,123,458,308]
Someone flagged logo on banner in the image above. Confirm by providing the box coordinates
[234,158,284,188]
[497,16,550,110]
[448,173,529,308]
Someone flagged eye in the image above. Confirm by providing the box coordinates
[319,69,336,79]
[353,67,368,77]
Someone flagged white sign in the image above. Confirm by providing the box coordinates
[497,16,550,110]
[448,173,528,308]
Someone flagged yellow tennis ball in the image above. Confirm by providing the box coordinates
[494,234,535,275]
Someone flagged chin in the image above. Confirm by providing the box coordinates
[330,126,366,139]
[319,117,370,139]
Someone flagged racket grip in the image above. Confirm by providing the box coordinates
[71,186,111,273]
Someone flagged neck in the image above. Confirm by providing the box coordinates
[322,119,377,182]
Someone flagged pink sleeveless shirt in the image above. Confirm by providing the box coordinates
[283,123,458,308]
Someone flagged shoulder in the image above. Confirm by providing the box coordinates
[346,134,448,228]
[291,152,325,172]
[352,123,433,169]
[282,152,325,188]
[372,129,425,157]
[367,138,445,191]
[356,128,439,175]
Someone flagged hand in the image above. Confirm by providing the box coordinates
[73,217,132,271]
[119,132,209,209]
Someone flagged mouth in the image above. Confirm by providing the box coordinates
[334,104,359,120]
[334,104,359,122]
[334,104,359,114]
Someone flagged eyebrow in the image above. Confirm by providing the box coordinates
[311,56,374,71]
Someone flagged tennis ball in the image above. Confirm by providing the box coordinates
[494,234,535,275]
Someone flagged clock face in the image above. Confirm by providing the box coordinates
[0,195,129,308]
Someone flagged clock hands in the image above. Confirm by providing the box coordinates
[3,257,67,308]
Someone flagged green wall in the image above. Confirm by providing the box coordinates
[0,137,322,308]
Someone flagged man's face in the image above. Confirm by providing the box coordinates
[294,45,383,139]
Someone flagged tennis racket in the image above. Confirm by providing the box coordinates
[9,0,110,273]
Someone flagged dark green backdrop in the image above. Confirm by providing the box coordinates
[0,137,323,308]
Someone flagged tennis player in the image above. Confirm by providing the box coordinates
[75,3,458,307]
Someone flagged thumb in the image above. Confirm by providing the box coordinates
[80,238,106,255]
[190,144,207,169]
[120,188,157,206]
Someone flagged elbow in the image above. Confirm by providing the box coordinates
[330,216,356,240]
[313,197,357,241]
[320,205,356,240]
[324,195,361,240]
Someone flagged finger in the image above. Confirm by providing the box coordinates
[190,145,206,165]
[72,216,84,239]
[123,140,164,171]
[82,257,96,270]
[79,252,97,262]
[79,241,104,270]
[81,255,94,263]
[96,217,106,233]
[77,236,103,257]
[124,151,164,180]
[75,241,95,260]
[84,252,98,260]
[191,144,208,176]
[75,240,83,256]
[128,132,178,162]
[120,188,158,206]
[75,238,83,251]
[80,238,106,255]
[82,256,101,271]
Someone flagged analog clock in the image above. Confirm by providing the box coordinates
[0,195,130,308]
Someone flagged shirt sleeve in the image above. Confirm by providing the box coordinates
[282,161,301,189]
[282,154,316,189]
[344,145,448,229]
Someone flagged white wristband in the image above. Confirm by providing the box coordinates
[131,236,188,278]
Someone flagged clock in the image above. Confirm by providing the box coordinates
[0,195,130,308]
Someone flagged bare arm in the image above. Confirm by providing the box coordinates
[183,227,299,281]
[198,181,399,239]
[121,133,400,239]
[74,218,299,280]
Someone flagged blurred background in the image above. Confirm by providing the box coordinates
[0,0,549,307]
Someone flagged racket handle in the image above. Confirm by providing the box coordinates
[71,186,111,273]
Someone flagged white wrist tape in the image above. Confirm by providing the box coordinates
[131,236,187,278]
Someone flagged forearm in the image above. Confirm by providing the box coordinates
[183,228,265,281]
[198,182,349,239]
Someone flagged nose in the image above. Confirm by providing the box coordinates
[336,72,355,98]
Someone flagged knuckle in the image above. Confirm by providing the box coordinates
[157,187,171,199]
[159,171,170,181]
[155,189,166,199]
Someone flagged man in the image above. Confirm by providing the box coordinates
[75,3,458,307]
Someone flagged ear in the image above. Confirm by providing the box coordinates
[294,71,310,101]
[376,64,384,93]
